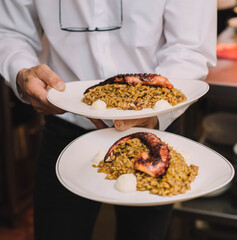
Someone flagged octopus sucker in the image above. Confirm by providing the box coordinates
[104,132,171,178]
[84,73,173,94]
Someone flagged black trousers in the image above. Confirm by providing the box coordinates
[34,116,181,240]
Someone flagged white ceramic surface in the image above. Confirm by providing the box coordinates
[56,128,234,206]
[47,79,209,120]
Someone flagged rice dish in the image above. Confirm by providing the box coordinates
[83,84,186,110]
[93,138,198,197]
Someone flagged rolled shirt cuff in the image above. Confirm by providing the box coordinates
[8,53,40,103]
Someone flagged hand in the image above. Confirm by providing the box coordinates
[88,118,109,129]
[114,117,159,131]
[17,64,66,114]
[89,117,159,130]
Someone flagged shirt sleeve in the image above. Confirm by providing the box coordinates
[156,0,217,131]
[0,0,42,101]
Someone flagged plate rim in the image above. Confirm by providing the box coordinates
[55,127,235,206]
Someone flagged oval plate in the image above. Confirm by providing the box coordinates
[47,79,209,120]
[56,127,234,206]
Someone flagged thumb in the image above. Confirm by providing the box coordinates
[114,119,138,131]
[36,64,65,91]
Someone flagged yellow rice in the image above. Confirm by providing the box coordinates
[82,84,187,110]
[93,138,198,197]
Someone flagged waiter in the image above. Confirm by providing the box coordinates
[0,1,217,240]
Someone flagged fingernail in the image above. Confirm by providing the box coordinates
[55,82,65,91]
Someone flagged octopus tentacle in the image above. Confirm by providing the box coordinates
[84,73,173,94]
[104,132,171,178]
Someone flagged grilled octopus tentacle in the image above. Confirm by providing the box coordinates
[104,132,171,178]
[84,73,173,94]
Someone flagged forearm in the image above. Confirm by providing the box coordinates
[156,0,217,130]
[0,41,41,101]
[156,0,217,80]
[0,0,42,100]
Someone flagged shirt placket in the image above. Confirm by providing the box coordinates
[94,0,117,79]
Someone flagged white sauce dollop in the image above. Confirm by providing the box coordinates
[92,149,106,164]
[153,99,171,111]
[115,173,137,193]
[91,100,107,110]
[176,148,191,163]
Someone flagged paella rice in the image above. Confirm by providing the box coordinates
[82,83,187,110]
[93,138,198,197]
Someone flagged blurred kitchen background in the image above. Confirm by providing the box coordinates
[0,1,237,239]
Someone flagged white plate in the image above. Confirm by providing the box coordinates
[56,128,234,206]
[47,79,209,120]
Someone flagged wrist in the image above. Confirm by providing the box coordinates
[155,117,160,130]
[16,68,27,84]
[16,68,28,99]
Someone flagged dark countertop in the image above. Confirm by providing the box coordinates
[173,184,237,227]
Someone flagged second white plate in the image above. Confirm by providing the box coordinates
[56,128,234,206]
[47,79,209,120]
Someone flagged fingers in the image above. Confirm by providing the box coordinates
[89,117,158,131]
[16,65,66,115]
[25,81,65,114]
[114,117,159,131]
[29,88,66,114]
[88,118,109,129]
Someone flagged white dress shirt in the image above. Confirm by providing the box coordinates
[0,0,217,130]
